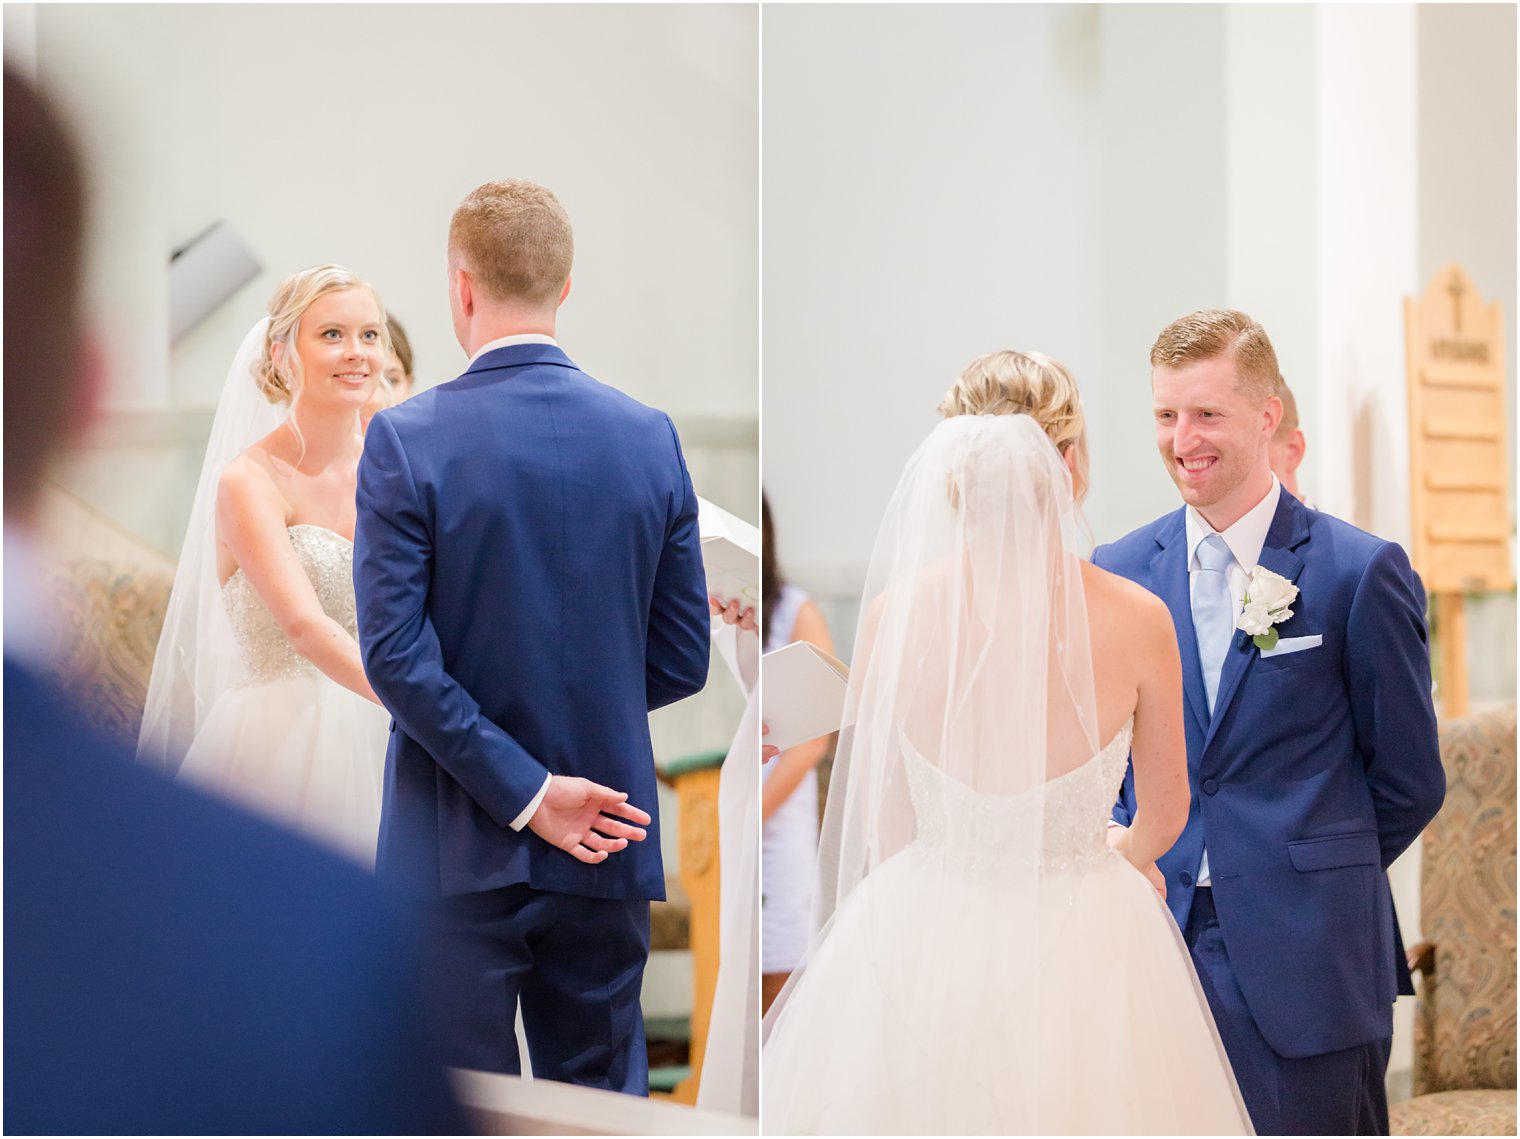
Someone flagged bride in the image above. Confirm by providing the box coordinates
[138,265,391,866]
[761,351,1253,1134]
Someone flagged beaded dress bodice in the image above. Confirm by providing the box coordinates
[222,525,356,682]
[901,717,1135,875]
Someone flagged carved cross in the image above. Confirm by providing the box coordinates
[1447,272,1466,334]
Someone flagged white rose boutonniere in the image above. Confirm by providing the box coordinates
[1237,566,1298,651]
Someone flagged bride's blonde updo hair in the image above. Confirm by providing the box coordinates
[937,349,1090,502]
[252,264,387,405]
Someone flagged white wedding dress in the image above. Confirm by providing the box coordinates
[761,413,1251,1136]
[761,718,1252,1134]
[139,321,387,868]
[174,525,387,866]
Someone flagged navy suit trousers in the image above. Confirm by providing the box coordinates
[1185,888,1390,1135]
[429,885,652,1094]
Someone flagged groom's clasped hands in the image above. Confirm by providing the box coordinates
[524,592,761,870]
[527,775,653,865]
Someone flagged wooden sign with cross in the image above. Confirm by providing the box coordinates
[1405,263,1512,714]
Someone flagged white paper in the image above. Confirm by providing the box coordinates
[699,496,760,608]
[762,640,851,753]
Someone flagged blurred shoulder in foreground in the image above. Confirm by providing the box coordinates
[4,658,466,1135]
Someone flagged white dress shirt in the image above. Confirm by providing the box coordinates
[1183,475,1282,886]
[469,332,558,366]
[465,333,560,829]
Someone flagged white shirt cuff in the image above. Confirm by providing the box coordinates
[509,773,553,831]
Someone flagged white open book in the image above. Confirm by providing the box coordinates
[698,496,760,609]
[762,640,852,753]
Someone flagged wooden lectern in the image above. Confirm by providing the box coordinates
[659,748,726,1105]
[1404,264,1513,716]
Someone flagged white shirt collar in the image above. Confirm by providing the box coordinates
[1184,475,1282,574]
[4,522,64,670]
[468,332,558,366]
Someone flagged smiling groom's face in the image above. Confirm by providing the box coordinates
[1152,353,1280,529]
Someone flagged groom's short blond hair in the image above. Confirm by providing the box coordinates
[449,179,573,307]
[1150,309,1281,405]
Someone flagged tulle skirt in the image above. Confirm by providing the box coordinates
[762,846,1254,1135]
[176,674,387,867]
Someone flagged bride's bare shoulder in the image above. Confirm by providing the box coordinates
[1080,560,1172,637]
[216,440,289,521]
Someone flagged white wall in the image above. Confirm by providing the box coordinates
[1092,5,1230,544]
[36,3,757,418]
[764,4,1103,648]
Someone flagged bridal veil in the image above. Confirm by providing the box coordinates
[138,319,283,771]
[763,412,1100,1119]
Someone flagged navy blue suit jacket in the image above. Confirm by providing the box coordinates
[355,342,710,902]
[1093,492,1444,1059]
[3,660,463,1135]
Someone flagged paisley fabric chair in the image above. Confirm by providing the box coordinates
[36,486,175,748]
[1391,704,1517,1136]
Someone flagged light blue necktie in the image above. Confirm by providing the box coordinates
[1192,534,1235,715]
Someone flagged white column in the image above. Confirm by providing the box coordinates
[1313,4,1422,1094]
[1314,4,1419,546]
[1224,5,1319,482]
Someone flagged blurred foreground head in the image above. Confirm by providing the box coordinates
[3,66,99,523]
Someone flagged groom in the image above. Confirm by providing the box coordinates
[1095,309,1444,1135]
[355,179,710,1093]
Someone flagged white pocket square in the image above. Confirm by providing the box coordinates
[1260,634,1322,658]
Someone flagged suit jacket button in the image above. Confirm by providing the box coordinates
[1201,778,1219,795]
[1179,870,1194,887]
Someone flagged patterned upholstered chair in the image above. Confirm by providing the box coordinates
[36,486,175,748]
[1390,704,1517,1136]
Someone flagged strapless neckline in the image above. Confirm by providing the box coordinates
[899,715,1135,797]
[287,522,353,546]
[222,524,353,591]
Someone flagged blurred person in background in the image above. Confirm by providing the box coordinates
[3,66,463,1136]
[363,313,417,432]
[385,313,417,400]
[759,492,836,1012]
[1268,376,1308,504]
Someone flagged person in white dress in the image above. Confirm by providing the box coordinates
[699,593,762,1118]
[761,350,1253,1135]
[758,493,837,1012]
[139,265,391,866]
